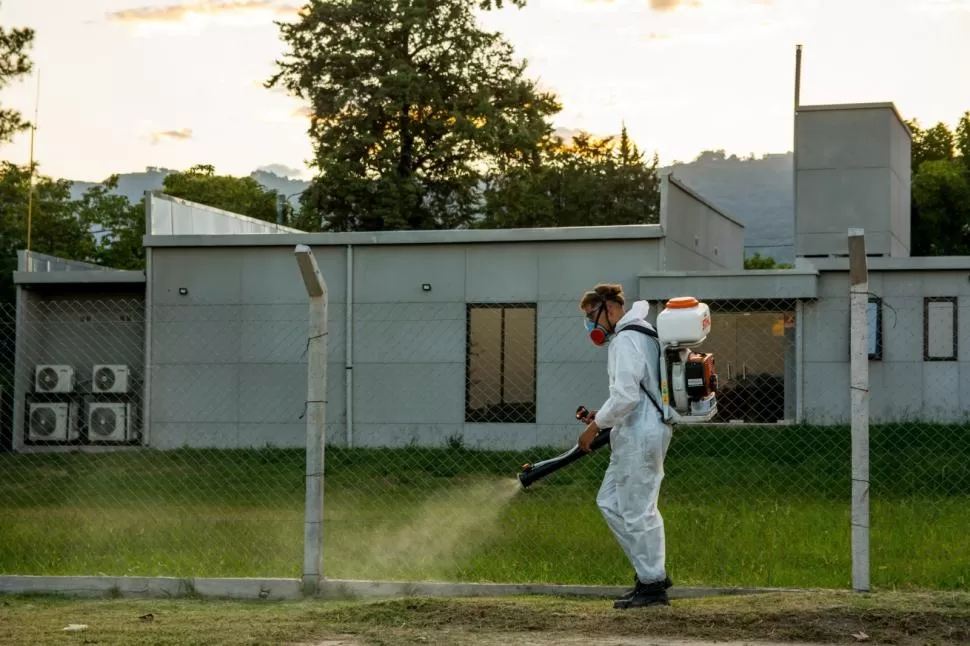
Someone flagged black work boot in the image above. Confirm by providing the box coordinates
[613,575,672,609]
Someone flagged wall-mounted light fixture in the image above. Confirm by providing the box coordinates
[178,287,188,296]
[421,283,432,292]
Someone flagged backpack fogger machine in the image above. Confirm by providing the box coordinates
[517,297,718,489]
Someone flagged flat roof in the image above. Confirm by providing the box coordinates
[143,224,665,247]
[797,102,911,136]
[804,255,970,272]
[14,270,146,286]
[639,268,818,301]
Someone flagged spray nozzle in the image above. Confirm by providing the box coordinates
[516,403,611,488]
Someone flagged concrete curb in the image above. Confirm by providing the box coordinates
[0,575,802,601]
[0,576,302,600]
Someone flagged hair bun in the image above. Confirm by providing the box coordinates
[595,283,625,304]
[579,283,625,310]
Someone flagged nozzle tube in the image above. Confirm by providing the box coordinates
[517,428,611,488]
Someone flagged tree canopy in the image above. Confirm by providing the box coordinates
[267,0,562,231]
[161,165,283,224]
[908,112,970,255]
[480,125,661,228]
[0,12,34,145]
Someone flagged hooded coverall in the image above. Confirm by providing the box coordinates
[592,299,672,586]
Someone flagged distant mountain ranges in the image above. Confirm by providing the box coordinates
[67,150,796,263]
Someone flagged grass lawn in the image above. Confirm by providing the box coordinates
[1,590,969,646]
[0,423,968,590]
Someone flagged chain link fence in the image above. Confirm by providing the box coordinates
[0,297,306,579]
[1,291,967,591]
[860,293,970,591]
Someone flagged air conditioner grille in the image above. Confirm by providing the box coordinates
[30,407,59,436]
[37,367,60,391]
[89,408,118,437]
[94,367,116,391]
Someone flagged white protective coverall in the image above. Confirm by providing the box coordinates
[592,299,672,585]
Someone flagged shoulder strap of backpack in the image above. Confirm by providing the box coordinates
[617,324,666,420]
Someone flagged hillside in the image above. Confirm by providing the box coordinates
[66,151,796,263]
[68,168,311,206]
[661,150,794,263]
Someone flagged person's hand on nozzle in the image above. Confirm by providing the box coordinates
[579,419,599,452]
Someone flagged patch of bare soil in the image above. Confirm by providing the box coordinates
[306,636,838,646]
[300,591,970,646]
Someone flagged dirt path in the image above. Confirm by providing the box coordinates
[309,634,836,646]
[297,591,970,646]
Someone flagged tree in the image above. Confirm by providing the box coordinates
[267,0,560,232]
[908,112,970,255]
[908,119,955,170]
[0,162,97,301]
[957,111,970,164]
[0,11,35,144]
[911,159,970,256]
[479,124,661,228]
[73,176,146,271]
[161,164,283,223]
[744,252,793,270]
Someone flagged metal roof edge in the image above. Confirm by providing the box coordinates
[13,270,146,285]
[143,224,666,247]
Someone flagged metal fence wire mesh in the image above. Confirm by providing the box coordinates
[0,292,967,590]
[0,298,306,579]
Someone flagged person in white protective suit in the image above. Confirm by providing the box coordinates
[577,283,674,609]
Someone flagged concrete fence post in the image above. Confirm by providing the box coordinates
[295,244,328,596]
[848,228,870,592]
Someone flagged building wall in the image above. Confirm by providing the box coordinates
[795,103,912,258]
[13,285,145,450]
[660,174,745,271]
[800,269,970,424]
[146,238,664,450]
[147,193,302,236]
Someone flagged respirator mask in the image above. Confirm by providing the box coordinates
[584,302,613,346]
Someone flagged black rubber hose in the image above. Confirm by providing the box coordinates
[517,428,612,488]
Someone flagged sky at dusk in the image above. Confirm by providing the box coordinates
[0,0,968,183]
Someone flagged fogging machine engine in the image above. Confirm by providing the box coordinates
[517,296,719,489]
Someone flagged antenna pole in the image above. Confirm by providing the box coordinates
[26,70,40,263]
[792,45,802,261]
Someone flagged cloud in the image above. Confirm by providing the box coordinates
[106,1,302,25]
[150,128,193,145]
[256,163,305,178]
[582,0,768,12]
[908,0,970,12]
[552,126,620,144]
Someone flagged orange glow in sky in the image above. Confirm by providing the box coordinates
[0,0,967,181]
